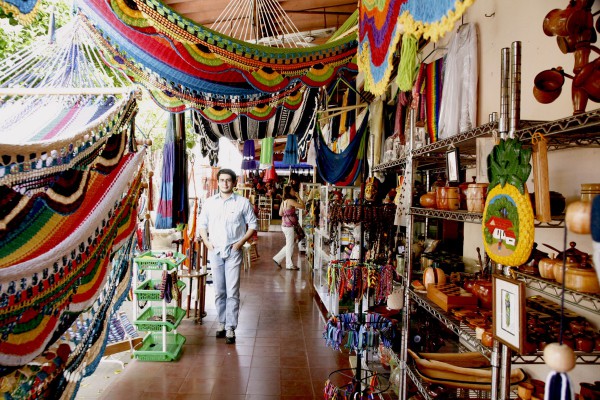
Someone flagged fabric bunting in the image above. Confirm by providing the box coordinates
[315,111,369,185]
[358,0,475,96]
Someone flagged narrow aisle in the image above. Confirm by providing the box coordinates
[100,231,350,400]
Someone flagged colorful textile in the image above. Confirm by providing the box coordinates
[0,94,137,185]
[77,0,358,114]
[396,34,419,91]
[155,117,175,229]
[0,151,144,365]
[241,140,257,170]
[282,135,299,166]
[0,132,127,243]
[425,57,444,143]
[358,0,475,96]
[58,239,134,399]
[259,137,274,167]
[0,0,41,24]
[315,111,369,185]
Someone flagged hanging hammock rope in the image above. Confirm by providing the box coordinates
[211,0,321,47]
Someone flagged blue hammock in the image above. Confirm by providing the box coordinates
[315,112,369,184]
[155,118,175,229]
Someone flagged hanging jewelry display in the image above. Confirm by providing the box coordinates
[327,260,395,303]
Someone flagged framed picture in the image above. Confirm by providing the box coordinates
[492,275,526,353]
[446,148,460,183]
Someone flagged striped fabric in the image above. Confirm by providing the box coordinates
[425,57,444,144]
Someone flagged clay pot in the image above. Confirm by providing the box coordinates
[580,382,600,400]
[458,179,472,209]
[420,191,437,208]
[436,186,460,211]
[580,183,600,202]
[566,201,592,234]
[563,260,600,294]
[481,330,494,347]
[574,58,600,102]
[543,7,590,37]
[472,280,493,309]
[533,68,565,104]
[465,180,489,213]
[423,267,446,288]
[576,335,595,352]
[538,258,559,280]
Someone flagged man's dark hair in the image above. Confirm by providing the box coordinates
[217,168,237,182]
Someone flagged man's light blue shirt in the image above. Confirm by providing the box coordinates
[198,193,257,256]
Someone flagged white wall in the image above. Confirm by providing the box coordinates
[449,0,600,258]
[423,0,600,386]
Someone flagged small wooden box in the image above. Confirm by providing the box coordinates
[427,283,478,312]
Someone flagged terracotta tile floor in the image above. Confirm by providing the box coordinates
[85,231,356,400]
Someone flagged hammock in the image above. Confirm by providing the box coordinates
[0,17,136,186]
[76,0,358,116]
[315,110,369,185]
[155,117,175,229]
[0,16,145,400]
[0,152,144,365]
[358,0,475,96]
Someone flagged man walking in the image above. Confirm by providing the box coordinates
[198,169,257,344]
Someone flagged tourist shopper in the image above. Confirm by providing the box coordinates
[273,185,305,270]
[198,169,257,344]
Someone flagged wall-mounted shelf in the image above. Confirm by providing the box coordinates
[513,270,600,314]
[411,207,483,223]
[517,108,600,151]
[409,289,492,360]
[372,108,600,175]
[372,156,407,172]
[511,352,600,365]
[411,207,566,228]
[406,362,501,399]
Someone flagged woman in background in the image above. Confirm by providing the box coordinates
[273,185,304,270]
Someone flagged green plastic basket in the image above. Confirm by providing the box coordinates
[134,306,186,332]
[134,332,186,362]
[134,279,187,301]
[134,251,186,270]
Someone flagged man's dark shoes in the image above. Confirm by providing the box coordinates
[273,259,282,268]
